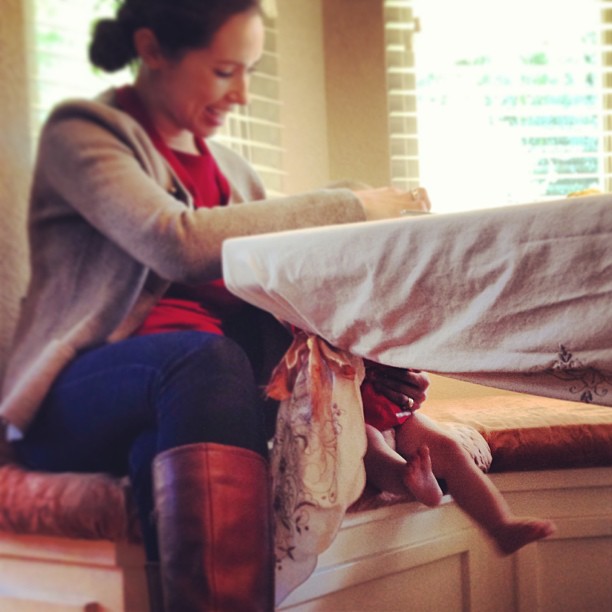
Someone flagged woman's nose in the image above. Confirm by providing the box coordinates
[229,75,249,106]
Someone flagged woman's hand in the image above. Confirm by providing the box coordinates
[356,186,431,221]
[365,363,430,412]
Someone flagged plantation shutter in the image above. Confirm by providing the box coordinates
[602,0,612,190]
[215,11,285,195]
[384,0,421,191]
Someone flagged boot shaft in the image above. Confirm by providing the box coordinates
[154,442,274,612]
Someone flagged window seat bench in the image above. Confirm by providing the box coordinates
[0,393,610,611]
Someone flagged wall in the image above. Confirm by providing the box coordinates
[322,0,391,187]
[276,0,331,193]
[277,0,392,191]
[0,0,32,384]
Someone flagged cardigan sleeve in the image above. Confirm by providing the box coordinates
[33,100,367,284]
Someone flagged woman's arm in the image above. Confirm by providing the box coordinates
[34,101,367,284]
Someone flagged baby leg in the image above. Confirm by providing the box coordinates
[395,413,556,555]
[401,444,444,507]
[364,424,442,506]
[488,519,556,555]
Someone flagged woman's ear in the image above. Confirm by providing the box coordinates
[133,28,166,69]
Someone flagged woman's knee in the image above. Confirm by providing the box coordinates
[197,332,250,366]
[155,333,266,454]
[166,332,256,391]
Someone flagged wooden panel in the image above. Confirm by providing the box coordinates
[536,536,612,612]
[0,533,144,567]
[284,553,469,611]
[0,555,147,611]
[318,498,473,566]
[0,596,99,611]
[468,536,518,612]
[281,468,612,611]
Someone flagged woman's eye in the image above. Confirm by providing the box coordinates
[215,69,234,78]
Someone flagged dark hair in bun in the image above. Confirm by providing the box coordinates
[89,0,262,73]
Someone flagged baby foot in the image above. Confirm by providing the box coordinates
[489,518,556,555]
[402,446,443,507]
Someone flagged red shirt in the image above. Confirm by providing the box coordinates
[115,86,246,336]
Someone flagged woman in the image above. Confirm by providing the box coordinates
[0,0,428,610]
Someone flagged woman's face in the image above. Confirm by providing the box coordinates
[143,10,265,147]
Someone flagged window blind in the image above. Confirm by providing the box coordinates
[215,16,285,196]
[384,0,420,192]
[384,0,612,212]
[28,0,285,195]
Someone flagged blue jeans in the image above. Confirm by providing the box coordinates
[13,331,269,560]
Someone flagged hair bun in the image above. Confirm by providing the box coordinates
[89,17,135,72]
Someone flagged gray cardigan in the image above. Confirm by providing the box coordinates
[1,89,366,435]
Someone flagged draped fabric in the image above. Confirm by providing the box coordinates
[224,195,612,405]
[266,332,366,603]
[222,194,612,601]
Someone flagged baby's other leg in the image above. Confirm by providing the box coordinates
[364,424,411,496]
[364,424,442,506]
[401,444,443,507]
[395,413,555,555]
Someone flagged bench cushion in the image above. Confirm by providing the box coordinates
[421,394,612,472]
[0,462,140,542]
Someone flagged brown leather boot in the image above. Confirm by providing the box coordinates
[153,442,274,612]
[145,562,165,612]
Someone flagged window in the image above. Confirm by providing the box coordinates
[28,0,284,195]
[385,0,612,213]
[28,0,131,140]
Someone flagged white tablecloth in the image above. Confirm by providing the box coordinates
[224,195,612,405]
[222,194,612,602]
